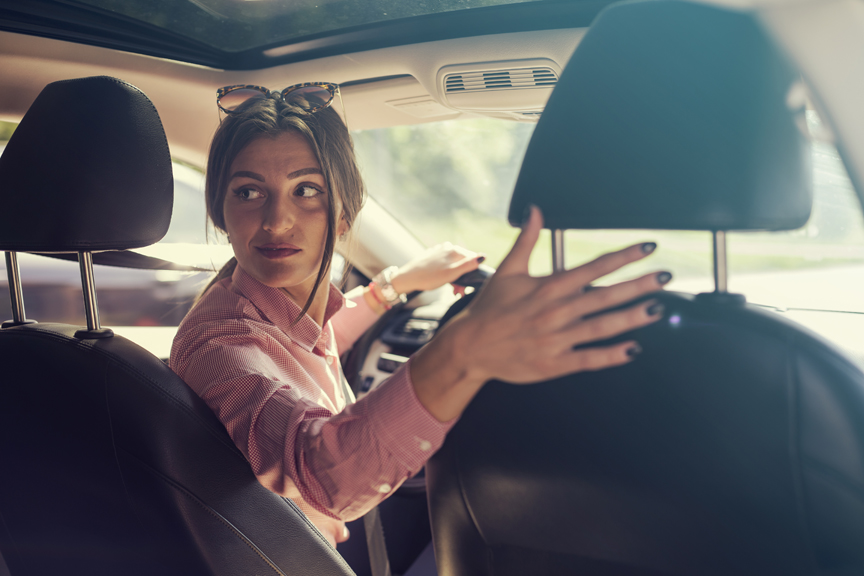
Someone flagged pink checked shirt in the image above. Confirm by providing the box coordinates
[169,265,453,545]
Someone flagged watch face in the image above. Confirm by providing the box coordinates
[380,283,400,304]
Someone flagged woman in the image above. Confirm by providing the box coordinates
[170,84,670,547]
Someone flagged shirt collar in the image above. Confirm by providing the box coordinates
[231,264,345,352]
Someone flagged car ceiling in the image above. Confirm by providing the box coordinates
[0,1,610,168]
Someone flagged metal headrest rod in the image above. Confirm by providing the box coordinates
[2,251,37,329]
[712,231,728,293]
[697,230,744,304]
[552,229,565,274]
[74,251,113,339]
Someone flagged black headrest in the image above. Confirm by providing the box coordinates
[0,76,173,252]
[508,0,812,231]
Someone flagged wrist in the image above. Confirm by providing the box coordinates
[363,284,388,315]
[409,311,488,422]
[371,266,407,308]
[388,270,410,295]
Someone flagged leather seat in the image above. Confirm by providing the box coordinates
[426,2,864,575]
[0,76,354,575]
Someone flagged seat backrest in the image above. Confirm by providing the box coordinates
[427,2,864,575]
[429,294,864,575]
[0,76,354,576]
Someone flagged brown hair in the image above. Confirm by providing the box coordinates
[201,95,365,320]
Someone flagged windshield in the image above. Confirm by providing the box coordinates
[352,112,864,314]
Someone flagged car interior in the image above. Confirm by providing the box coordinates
[2,0,864,575]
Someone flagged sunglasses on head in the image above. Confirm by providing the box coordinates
[216,82,340,114]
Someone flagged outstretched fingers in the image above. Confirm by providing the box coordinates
[563,298,664,352]
[565,340,644,373]
[530,270,670,334]
[496,205,543,277]
[540,241,659,300]
[570,270,671,318]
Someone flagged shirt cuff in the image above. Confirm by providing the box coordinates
[364,357,456,471]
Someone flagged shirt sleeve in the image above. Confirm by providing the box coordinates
[171,317,454,523]
[330,286,379,353]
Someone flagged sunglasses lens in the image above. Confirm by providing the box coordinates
[283,86,334,110]
[218,88,267,112]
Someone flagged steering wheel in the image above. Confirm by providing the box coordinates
[340,264,494,495]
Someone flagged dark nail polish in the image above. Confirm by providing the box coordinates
[656,271,672,285]
[641,242,657,254]
[647,303,664,317]
[477,255,486,264]
[522,204,535,226]
[626,344,642,358]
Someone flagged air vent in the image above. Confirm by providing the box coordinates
[437,59,561,116]
[444,67,559,94]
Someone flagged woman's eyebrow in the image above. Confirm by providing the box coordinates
[229,170,265,181]
[287,167,323,180]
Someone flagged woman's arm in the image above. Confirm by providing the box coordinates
[171,318,451,522]
[331,243,484,351]
[410,206,669,422]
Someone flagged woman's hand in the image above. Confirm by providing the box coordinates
[389,243,484,294]
[409,206,670,422]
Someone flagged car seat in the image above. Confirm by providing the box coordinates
[426,1,864,575]
[0,76,354,576]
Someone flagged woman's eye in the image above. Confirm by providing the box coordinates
[234,187,263,200]
[296,185,322,198]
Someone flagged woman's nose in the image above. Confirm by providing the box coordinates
[263,196,296,233]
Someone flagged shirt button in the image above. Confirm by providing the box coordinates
[326,356,335,365]
[418,439,431,451]
[377,483,392,494]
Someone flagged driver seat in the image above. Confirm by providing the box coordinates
[427,2,864,575]
[0,76,354,575]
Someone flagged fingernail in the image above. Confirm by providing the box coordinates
[626,344,642,358]
[647,303,664,317]
[477,255,486,264]
[656,271,672,285]
[522,204,535,226]
[641,242,657,254]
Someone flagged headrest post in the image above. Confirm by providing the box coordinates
[712,231,728,293]
[79,251,100,331]
[2,251,37,328]
[74,252,113,339]
[552,229,565,273]
[5,251,26,323]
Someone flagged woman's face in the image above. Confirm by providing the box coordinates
[223,131,346,303]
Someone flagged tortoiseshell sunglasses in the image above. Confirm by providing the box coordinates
[216,82,341,114]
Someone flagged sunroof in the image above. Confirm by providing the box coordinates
[1,0,610,69]
[75,0,545,53]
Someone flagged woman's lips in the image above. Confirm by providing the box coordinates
[256,244,301,259]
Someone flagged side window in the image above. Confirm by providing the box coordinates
[0,131,219,327]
